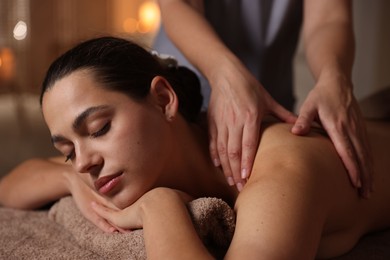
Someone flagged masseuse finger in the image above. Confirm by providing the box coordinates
[347,116,373,197]
[227,122,244,188]
[327,123,361,190]
[271,99,298,124]
[208,116,220,167]
[217,123,235,186]
[291,102,316,136]
[240,115,261,181]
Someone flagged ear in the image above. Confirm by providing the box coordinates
[149,76,178,121]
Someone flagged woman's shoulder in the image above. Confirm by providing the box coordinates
[251,117,344,185]
[232,120,343,259]
[259,117,329,153]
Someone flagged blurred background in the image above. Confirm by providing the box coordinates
[0,0,389,176]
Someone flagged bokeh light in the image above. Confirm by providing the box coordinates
[137,1,160,33]
[0,48,16,82]
[123,17,138,33]
[13,21,28,40]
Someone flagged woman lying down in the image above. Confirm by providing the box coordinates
[1,36,390,259]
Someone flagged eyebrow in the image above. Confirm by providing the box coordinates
[51,105,110,144]
[72,105,110,130]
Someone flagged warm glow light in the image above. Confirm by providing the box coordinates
[0,48,16,82]
[13,20,28,40]
[138,1,160,33]
[137,21,150,34]
[123,18,138,33]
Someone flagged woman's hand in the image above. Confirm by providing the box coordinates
[291,73,373,197]
[93,188,210,258]
[91,188,193,232]
[91,197,143,232]
[208,60,297,191]
[66,172,120,232]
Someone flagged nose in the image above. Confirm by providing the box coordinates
[74,143,103,175]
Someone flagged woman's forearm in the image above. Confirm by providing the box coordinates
[0,157,71,209]
[303,0,354,80]
[141,188,213,259]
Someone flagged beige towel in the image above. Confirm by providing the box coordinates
[48,196,235,259]
[1,196,390,259]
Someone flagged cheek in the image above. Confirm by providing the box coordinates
[110,120,172,209]
[112,112,172,173]
[104,106,174,208]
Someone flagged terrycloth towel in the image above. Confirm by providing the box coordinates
[48,196,235,259]
[1,196,390,259]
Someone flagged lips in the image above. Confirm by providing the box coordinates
[94,172,123,195]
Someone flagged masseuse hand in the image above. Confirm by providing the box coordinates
[67,172,120,232]
[291,72,373,198]
[208,61,297,191]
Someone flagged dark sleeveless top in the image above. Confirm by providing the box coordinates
[153,0,303,111]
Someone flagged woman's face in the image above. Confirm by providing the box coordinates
[42,70,174,208]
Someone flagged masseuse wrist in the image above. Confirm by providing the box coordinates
[315,61,353,92]
[204,50,244,89]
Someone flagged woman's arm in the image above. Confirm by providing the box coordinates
[293,0,372,196]
[0,157,118,232]
[0,157,70,209]
[92,188,214,259]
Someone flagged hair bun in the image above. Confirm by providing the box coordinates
[150,50,178,69]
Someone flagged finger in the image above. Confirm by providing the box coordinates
[291,106,316,136]
[91,201,117,221]
[227,123,244,184]
[94,215,118,233]
[348,120,373,197]
[88,204,118,233]
[116,226,131,234]
[216,125,235,186]
[235,178,246,192]
[326,125,361,189]
[91,201,127,230]
[92,209,128,233]
[208,114,221,167]
[96,195,120,210]
[240,116,261,181]
[271,101,297,124]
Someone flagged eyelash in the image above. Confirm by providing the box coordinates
[65,152,74,163]
[91,122,111,138]
[64,122,111,162]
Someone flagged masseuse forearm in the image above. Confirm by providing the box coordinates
[303,0,354,80]
[0,158,70,209]
[157,0,239,84]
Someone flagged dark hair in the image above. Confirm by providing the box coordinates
[40,36,203,122]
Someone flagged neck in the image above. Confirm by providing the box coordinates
[157,117,237,205]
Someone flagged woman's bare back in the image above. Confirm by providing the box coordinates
[229,120,390,259]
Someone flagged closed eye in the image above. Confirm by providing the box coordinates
[91,122,111,138]
[65,151,75,162]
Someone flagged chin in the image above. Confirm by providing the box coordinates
[111,190,141,209]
